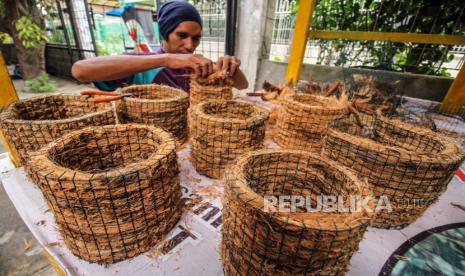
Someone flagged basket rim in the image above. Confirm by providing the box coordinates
[190,100,270,125]
[283,93,349,112]
[325,114,465,165]
[120,84,188,104]
[190,81,232,90]
[224,148,374,230]
[190,72,233,86]
[0,93,113,125]
[29,124,176,180]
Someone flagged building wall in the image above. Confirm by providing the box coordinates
[234,0,271,93]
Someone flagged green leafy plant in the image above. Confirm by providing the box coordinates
[25,73,56,93]
[0,1,58,80]
[47,29,66,44]
[287,0,299,20]
[0,32,12,43]
[38,0,58,19]
[15,16,48,48]
[284,0,464,77]
[96,31,126,55]
[96,40,110,56]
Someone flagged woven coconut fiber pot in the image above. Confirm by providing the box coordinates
[0,94,115,165]
[189,71,233,106]
[222,149,374,275]
[117,84,189,144]
[189,100,269,179]
[26,124,182,264]
[322,113,465,229]
[274,94,349,153]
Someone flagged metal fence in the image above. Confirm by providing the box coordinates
[136,0,229,60]
[155,0,227,60]
[269,0,465,78]
[44,0,230,77]
[271,0,295,45]
[45,0,97,78]
[189,0,227,61]
[45,45,84,78]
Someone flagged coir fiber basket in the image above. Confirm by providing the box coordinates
[222,149,374,275]
[322,112,465,229]
[26,124,182,264]
[0,94,115,165]
[274,93,349,152]
[117,84,189,144]
[189,71,233,106]
[189,100,269,179]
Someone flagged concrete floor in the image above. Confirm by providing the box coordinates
[0,76,93,275]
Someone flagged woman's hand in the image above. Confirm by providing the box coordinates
[162,53,214,78]
[215,55,241,76]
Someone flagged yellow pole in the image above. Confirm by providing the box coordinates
[307,30,465,46]
[285,0,316,84]
[440,64,465,113]
[0,53,19,106]
[0,52,20,166]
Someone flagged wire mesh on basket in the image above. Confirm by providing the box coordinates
[321,112,465,229]
[274,93,349,152]
[25,124,182,264]
[117,84,189,144]
[189,100,269,179]
[222,149,374,276]
[430,108,465,146]
[189,71,233,106]
[0,94,115,165]
[338,67,465,146]
[295,68,405,116]
[385,98,465,147]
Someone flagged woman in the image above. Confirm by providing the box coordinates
[72,1,248,92]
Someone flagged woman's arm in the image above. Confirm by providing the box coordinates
[216,55,248,90]
[71,53,215,82]
[232,68,248,90]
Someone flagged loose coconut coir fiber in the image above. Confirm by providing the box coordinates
[189,71,233,106]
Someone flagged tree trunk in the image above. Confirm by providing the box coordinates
[2,0,45,80]
[10,30,43,79]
